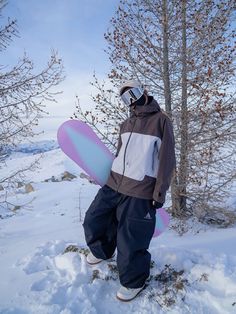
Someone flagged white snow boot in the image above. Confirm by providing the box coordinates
[116,284,146,302]
[86,252,103,265]
[86,251,115,265]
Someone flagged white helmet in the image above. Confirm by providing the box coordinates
[119,79,143,95]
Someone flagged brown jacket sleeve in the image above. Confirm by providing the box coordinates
[153,115,176,203]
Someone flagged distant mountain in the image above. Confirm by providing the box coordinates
[3,140,59,155]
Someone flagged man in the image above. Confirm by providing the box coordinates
[83,80,176,301]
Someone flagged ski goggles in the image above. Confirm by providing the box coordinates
[120,87,144,106]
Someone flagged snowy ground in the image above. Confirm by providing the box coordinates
[0,118,236,314]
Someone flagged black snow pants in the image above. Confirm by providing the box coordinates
[82,184,156,288]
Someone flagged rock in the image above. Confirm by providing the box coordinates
[79,173,88,179]
[13,205,21,211]
[44,176,59,182]
[17,182,24,188]
[61,171,77,181]
[25,183,34,193]
[0,185,4,191]
[51,176,59,182]
[79,172,96,184]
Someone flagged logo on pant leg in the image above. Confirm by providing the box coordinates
[144,212,152,220]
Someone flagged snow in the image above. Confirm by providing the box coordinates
[0,118,236,313]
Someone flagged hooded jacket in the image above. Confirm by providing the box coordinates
[106,96,176,204]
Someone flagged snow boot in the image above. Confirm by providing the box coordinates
[116,284,146,302]
[86,252,103,265]
[86,251,115,265]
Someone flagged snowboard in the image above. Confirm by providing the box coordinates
[57,119,170,237]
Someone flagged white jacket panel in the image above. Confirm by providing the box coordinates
[111,132,162,181]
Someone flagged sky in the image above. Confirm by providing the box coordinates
[1,0,120,118]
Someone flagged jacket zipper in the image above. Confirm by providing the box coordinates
[117,115,137,192]
[152,141,157,171]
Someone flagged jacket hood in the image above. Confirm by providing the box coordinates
[129,96,161,117]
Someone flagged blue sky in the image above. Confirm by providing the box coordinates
[1,0,120,117]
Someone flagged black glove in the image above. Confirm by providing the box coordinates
[152,200,163,209]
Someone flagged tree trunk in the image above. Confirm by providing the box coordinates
[177,0,188,216]
[162,0,172,115]
[162,0,180,216]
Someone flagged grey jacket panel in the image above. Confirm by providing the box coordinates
[106,97,176,204]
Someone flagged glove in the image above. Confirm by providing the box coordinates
[152,200,163,209]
